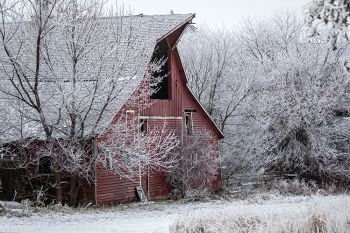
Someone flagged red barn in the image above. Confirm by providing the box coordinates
[0,13,223,205]
[93,14,224,205]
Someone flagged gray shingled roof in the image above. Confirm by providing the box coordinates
[0,14,194,142]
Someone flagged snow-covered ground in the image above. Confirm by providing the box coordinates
[0,194,349,233]
[2,199,223,233]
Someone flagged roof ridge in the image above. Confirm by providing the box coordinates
[97,13,195,20]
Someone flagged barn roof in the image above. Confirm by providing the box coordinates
[0,14,195,142]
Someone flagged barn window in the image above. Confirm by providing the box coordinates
[124,153,131,167]
[139,119,148,136]
[184,110,193,135]
[190,151,198,167]
[335,109,350,117]
[106,154,113,170]
[39,156,51,174]
[150,40,170,100]
[125,110,135,129]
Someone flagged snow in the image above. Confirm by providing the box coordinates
[0,200,224,233]
[1,195,349,233]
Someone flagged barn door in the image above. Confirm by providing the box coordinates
[136,164,149,202]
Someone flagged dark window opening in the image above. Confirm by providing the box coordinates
[105,151,113,170]
[335,109,350,117]
[185,110,193,135]
[190,151,198,167]
[39,156,51,174]
[150,40,170,99]
[124,153,131,167]
[139,119,148,136]
[106,154,113,170]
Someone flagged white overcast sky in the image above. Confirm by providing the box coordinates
[105,0,311,28]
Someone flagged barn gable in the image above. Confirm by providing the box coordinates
[172,48,224,139]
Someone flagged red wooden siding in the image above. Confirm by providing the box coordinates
[95,164,139,205]
[95,168,171,205]
[147,169,169,199]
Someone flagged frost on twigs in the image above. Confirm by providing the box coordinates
[166,130,221,200]
[255,42,350,183]
[98,118,180,180]
[305,0,350,50]
[343,59,350,72]
[231,12,350,185]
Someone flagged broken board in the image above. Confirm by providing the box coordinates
[136,186,147,202]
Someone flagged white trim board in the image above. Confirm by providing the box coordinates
[138,116,183,120]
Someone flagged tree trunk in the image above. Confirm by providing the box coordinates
[69,175,80,206]
[55,172,62,203]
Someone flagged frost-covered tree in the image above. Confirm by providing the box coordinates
[242,13,350,184]
[165,130,220,198]
[0,0,170,205]
[256,43,350,182]
[98,118,180,187]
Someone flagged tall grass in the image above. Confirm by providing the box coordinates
[170,195,350,233]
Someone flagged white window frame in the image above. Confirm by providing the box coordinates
[124,153,131,167]
[125,110,135,124]
[184,110,194,135]
[190,152,198,167]
[139,118,148,137]
[106,153,113,170]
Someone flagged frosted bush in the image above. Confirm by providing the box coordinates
[269,179,318,195]
[184,188,210,201]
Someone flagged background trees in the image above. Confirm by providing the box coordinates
[240,12,350,184]
[181,11,350,186]
[254,40,350,182]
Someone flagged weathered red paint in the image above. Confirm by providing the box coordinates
[94,25,223,206]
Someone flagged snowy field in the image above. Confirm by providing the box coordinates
[0,194,349,233]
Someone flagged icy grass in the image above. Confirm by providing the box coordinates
[170,195,350,233]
